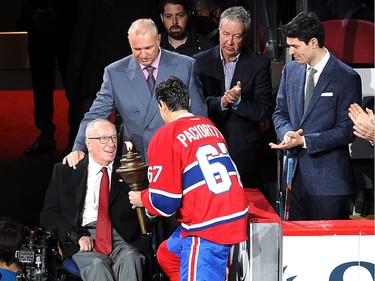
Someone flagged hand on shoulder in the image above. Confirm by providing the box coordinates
[62,150,86,169]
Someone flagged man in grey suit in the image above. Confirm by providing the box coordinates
[269,12,362,220]
[64,18,207,167]
[63,18,206,253]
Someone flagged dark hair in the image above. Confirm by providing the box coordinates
[282,12,325,47]
[0,217,25,266]
[155,76,190,112]
[159,0,190,15]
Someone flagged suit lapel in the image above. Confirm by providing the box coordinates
[126,57,152,108]
[231,48,250,89]
[143,50,176,126]
[73,157,89,212]
[109,159,126,206]
[124,56,161,128]
[292,65,306,124]
[212,47,225,92]
[301,57,334,124]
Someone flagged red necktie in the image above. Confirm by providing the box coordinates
[95,167,112,255]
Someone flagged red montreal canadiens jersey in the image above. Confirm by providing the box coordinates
[141,114,248,244]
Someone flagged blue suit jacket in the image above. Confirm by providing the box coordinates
[273,53,362,196]
[72,48,207,162]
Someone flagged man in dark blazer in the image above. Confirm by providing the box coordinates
[64,18,207,166]
[193,6,273,188]
[40,119,146,280]
[269,12,362,220]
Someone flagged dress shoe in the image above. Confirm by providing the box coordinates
[24,137,57,156]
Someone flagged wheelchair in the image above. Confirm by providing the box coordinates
[53,221,169,281]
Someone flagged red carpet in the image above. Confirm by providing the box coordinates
[0,89,69,157]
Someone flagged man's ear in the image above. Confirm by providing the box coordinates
[157,33,161,44]
[159,101,168,112]
[85,138,92,152]
[310,37,319,48]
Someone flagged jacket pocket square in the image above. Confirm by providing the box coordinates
[321,92,333,96]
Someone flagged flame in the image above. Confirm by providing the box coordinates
[125,141,133,152]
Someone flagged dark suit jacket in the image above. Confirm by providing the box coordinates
[40,156,142,258]
[193,45,273,187]
[72,48,207,163]
[273,53,362,196]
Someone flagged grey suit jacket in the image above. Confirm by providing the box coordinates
[273,53,362,196]
[72,48,207,162]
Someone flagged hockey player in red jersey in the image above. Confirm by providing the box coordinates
[129,76,249,281]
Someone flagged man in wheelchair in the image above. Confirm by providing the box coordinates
[40,119,149,281]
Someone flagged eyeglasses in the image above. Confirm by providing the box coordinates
[88,135,118,144]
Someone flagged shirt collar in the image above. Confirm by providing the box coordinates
[176,112,194,120]
[220,49,240,64]
[307,47,330,73]
[139,47,161,70]
[88,154,114,175]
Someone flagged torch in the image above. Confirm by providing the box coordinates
[116,142,148,235]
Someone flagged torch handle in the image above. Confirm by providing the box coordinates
[136,207,148,235]
[129,185,148,235]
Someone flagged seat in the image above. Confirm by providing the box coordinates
[57,258,82,281]
[322,19,374,66]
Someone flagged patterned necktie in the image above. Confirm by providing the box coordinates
[145,66,156,94]
[95,167,112,255]
[304,67,317,111]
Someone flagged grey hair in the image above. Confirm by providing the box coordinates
[128,18,159,38]
[219,6,251,33]
[85,119,116,138]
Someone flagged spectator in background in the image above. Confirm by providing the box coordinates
[193,6,273,189]
[64,0,162,155]
[17,0,76,156]
[269,12,362,220]
[159,0,216,57]
[192,0,222,43]
[0,217,25,281]
[193,0,221,21]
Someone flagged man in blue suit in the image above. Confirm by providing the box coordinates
[64,18,207,167]
[269,12,362,220]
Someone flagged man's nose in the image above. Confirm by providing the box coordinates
[140,49,148,58]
